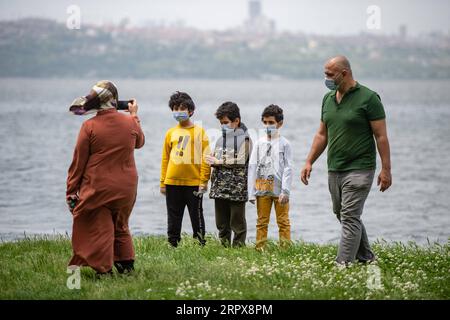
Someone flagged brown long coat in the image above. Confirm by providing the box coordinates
[66,108,145,273]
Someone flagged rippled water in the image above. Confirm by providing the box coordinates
[0,78,449,244]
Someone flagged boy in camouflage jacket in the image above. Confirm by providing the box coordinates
[206,102,252,247]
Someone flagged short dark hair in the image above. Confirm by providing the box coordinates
[168,91,195,112]
[215,101,241,122]
[261,104,283,122]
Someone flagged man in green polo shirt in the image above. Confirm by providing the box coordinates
[301,55,392,265]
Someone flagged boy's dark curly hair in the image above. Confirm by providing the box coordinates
[261,104,284,122]
[168,91,195,112]
[215,101,241,122]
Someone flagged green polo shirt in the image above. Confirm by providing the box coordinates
[321,82,386,172]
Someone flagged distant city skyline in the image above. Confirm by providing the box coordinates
[0,0,449,36]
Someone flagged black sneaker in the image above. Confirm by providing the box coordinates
[114,260,135,274]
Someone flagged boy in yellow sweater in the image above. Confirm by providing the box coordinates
[160,91,211,247]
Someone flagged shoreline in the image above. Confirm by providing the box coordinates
[1,232,448,246]
[0,235,448,300]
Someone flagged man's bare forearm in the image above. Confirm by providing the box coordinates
[375,135,391,170]
[306,134,327,165]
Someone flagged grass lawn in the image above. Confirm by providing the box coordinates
[0,235,448,300]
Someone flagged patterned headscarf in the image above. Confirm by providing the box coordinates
[69,80,118,115]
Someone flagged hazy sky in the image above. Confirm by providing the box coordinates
[0,0,449,35]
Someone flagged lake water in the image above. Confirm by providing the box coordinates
[0,78,449,244]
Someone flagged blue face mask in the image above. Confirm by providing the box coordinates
[221,124,234,134]
[265,124,278,136]
[325,78,337,90]
[325,72,343,90]
[173,111,189,122]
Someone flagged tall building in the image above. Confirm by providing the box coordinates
[249,0,262,20]
[399,24,408,39]
[243,0,276,35]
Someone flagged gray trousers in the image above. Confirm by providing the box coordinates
[328,169,375,264]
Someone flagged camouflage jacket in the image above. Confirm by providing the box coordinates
[209,124,252,202]
[209,166,249,202]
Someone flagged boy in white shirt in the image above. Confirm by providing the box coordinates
[248,104,293,250]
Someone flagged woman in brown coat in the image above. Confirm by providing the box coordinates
[66,80,145,275]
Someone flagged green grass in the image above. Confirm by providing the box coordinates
[0,235,449,300]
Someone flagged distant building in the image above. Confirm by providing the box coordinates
[242,0,276,35]
[399,24,408,39]
[249,0,262,20]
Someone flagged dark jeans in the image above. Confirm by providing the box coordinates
[214,199,247,247]
[165,185,206,247]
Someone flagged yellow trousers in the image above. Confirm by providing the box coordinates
[256,196,291,249]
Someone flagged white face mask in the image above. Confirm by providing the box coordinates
[221,123,234,133]
[265,124,278,136]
